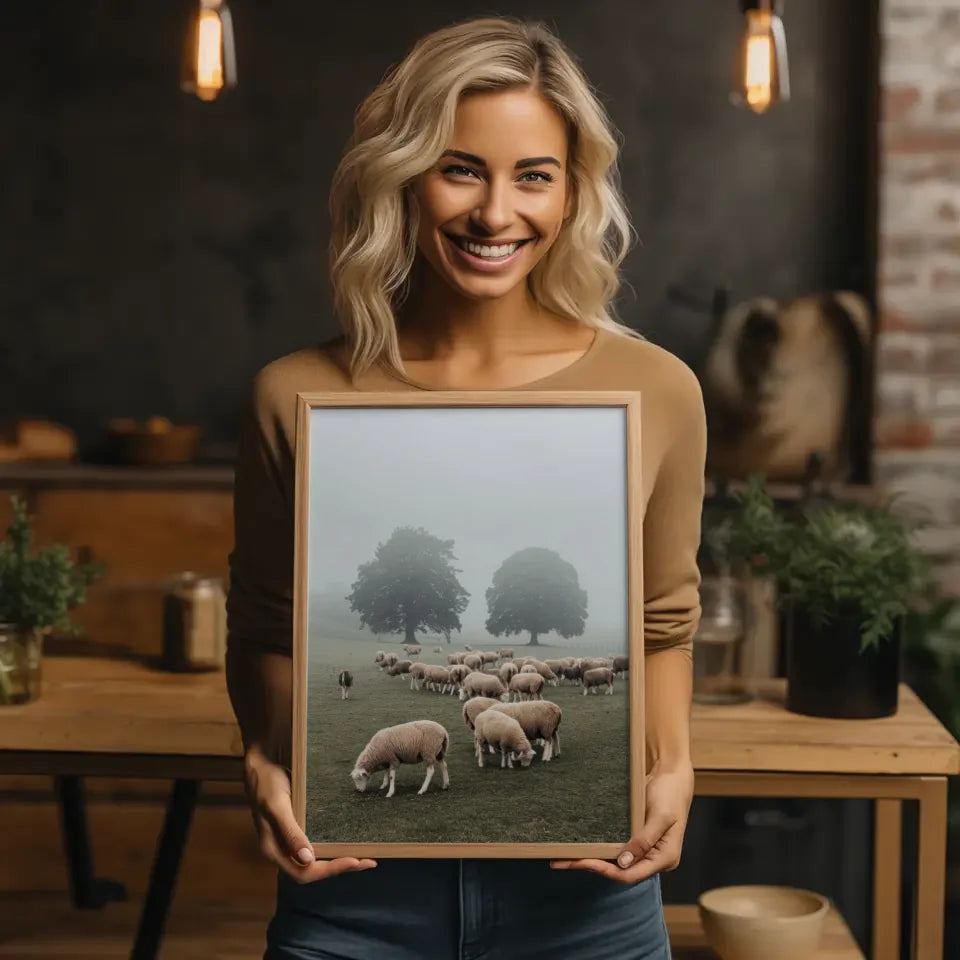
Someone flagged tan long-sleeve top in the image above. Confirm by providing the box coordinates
[226,327,706,658]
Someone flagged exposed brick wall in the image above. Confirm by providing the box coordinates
[877,0,960,592]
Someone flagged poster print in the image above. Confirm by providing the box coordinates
[292,391,643,859]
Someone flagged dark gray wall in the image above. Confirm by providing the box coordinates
[1,0,874,455]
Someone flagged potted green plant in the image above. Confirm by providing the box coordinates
[0,495,103,705]
[706,474,931,718]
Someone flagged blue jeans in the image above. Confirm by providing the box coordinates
[265,859,671,960]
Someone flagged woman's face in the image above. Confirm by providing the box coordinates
[412,87,572,302]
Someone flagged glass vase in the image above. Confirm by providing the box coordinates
[693,574,752,704]
[0,624,43,705]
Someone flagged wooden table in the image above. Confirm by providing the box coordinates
[691,680,960,960]
[0,657,243,960]
[0,659,957,960]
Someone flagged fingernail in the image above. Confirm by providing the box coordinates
[618,851,634,868]
[296,847,315,864]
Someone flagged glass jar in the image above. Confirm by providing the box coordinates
[693,575,752,704]
[0,624,43,705]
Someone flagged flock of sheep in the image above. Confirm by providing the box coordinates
[338,645,629,799]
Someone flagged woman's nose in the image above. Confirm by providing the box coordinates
[471,180,513,236]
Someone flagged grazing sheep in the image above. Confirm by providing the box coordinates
[522,659,559,684]
[446,653,460,665]
[581,657,612,672]
[519,664,538,674]
[463,653,483,672]
[544,658,565,676]
[458,671,507,701]
[480,651,499,666]
[508,672,544,702]
[449,664,470,688]
[583,666,614,695]
[491,700,562,761]
[612,654,629,677]
[338,669,353,700]
[498,647,515,660]
[498,661,519,685]
[408,662,427,690]
[433,646,443,654]
[423,664,454,694]
[350,720,450,798]
[473,710,535,769]
[402,644,422,656]
[374,651,386,666]
[387,659,412,677]
[561,664,583,685]
[382,652,398,669]
[462,696,502,730]
[464,644,473,651]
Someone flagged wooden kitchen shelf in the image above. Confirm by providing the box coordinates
[665,903,865,959]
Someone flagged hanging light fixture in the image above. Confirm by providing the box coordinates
[731,0,790,114]
[181,0,237,102]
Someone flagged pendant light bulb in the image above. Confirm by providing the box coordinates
[181,0,237,102]
[732,0,790,114]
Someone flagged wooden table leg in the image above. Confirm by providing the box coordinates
[54,774,127,909]
[911,777,948,960]
[872,798,902,960]
[130,778,200,960]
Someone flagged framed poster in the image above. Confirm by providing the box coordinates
[292,391,644,859]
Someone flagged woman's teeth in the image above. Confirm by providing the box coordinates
[453,237,528,259]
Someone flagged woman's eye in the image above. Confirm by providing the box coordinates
[440,165,554,184]
[519,171,554,184]
[442,164,478,178]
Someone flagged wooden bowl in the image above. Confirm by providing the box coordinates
[698,885,829,960]
[106,418,202,465]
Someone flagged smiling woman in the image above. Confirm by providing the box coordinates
[227,14,704,960]
[327,18,634,384]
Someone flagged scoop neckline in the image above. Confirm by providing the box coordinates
[382,326,610,392]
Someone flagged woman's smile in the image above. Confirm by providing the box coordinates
[443,232,536,272]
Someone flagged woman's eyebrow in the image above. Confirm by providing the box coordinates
[440,149,562,170]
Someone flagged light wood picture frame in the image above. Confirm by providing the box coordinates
[292,391,644,859]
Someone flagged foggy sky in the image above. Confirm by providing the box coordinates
[307,405,629,637]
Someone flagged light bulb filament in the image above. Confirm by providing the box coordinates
[196,9,224,100]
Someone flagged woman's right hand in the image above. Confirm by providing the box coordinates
[243,744,378,883]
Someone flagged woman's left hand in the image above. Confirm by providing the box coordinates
[549,759,695,884]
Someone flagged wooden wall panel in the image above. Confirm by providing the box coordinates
[4,489,234,657]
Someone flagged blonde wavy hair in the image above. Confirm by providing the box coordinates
[329,16,639,378]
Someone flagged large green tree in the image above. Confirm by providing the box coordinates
[485,547,587,646]
[346,526,470,644]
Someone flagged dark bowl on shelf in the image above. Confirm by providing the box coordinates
[106,418,203,465]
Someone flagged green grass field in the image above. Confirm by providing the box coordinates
[304,632,629,844]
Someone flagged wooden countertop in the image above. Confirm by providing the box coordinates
[0,658,956,780]
[692,678,960,775]
[0,463,875,500]
[0,463,234,489]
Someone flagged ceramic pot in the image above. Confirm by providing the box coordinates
[785,602,900,718]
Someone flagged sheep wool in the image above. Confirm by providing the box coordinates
[350,719,450,799]
[458,670,507,701]
[508,672,544,701]
[490,700,562,762]
[462,696,502,730]
[473,710,535,769]
[583,667,614,695]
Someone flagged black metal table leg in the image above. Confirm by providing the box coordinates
[130,778,200,960]
[54,774,127,908]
